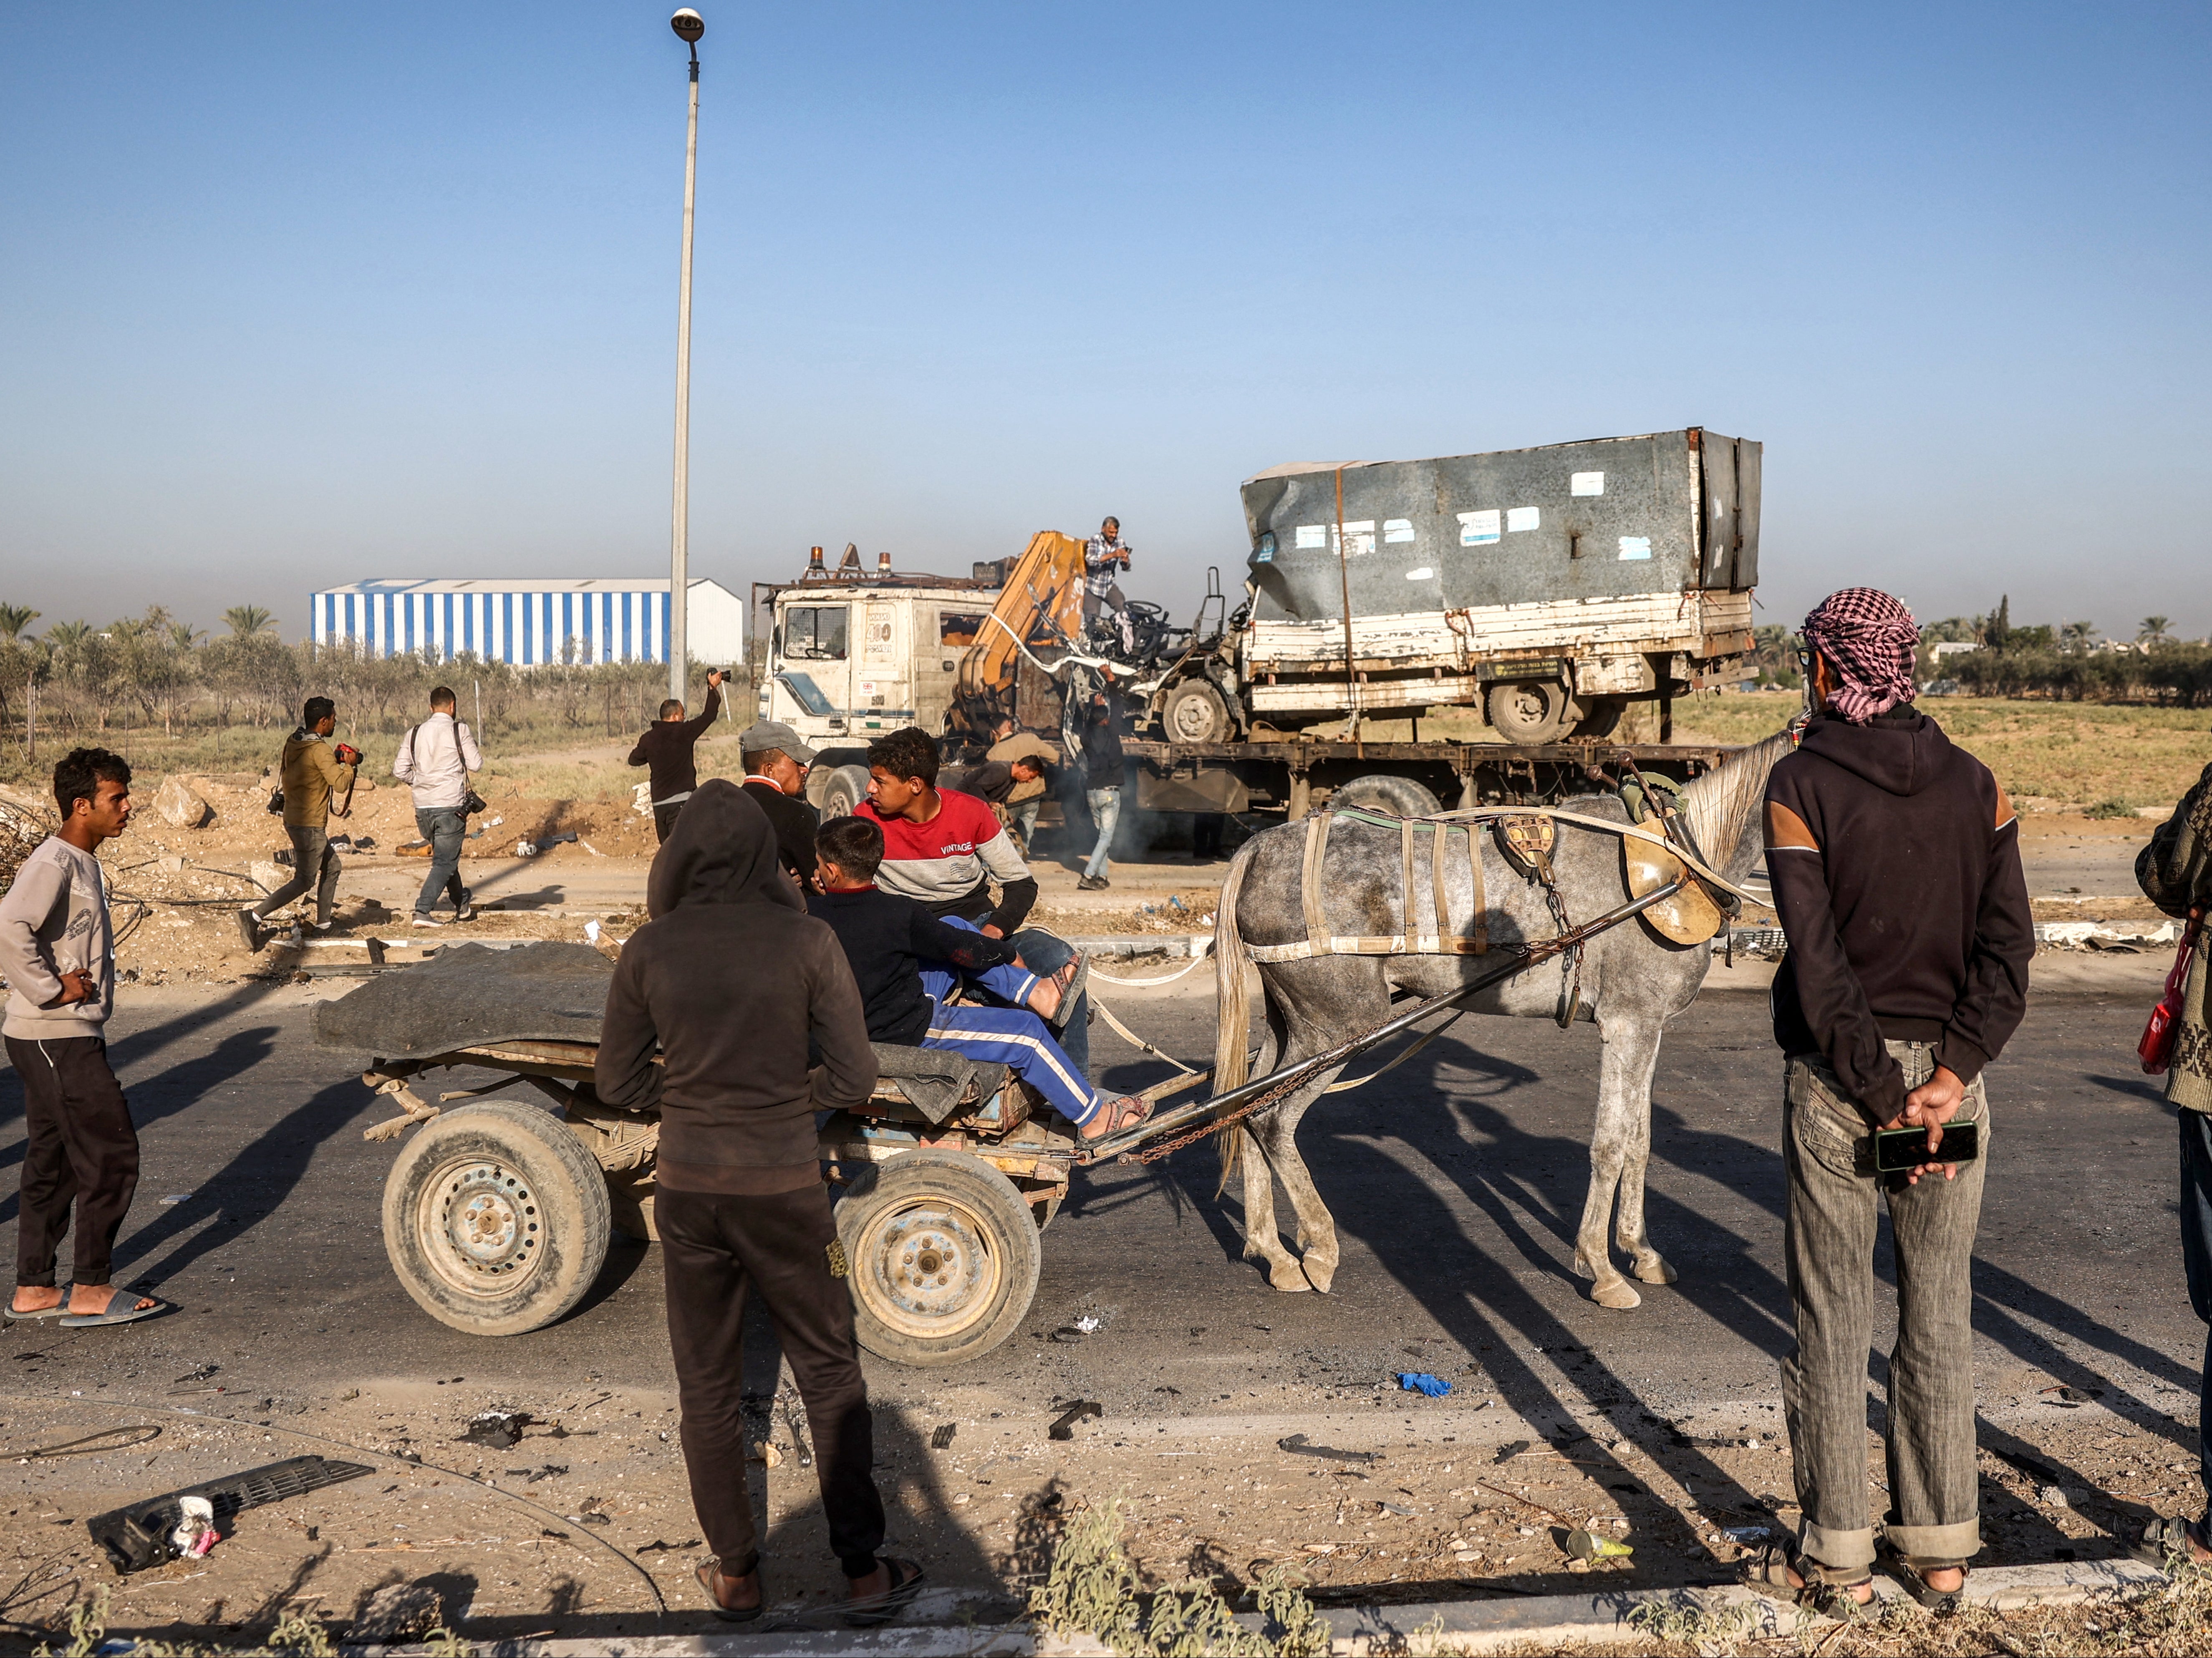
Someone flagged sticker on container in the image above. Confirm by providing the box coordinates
[1383,518,1416,543]
[1506,506,1541,533]
[1337,521,1377,557]
[1295,524,1327,549]
[1618,536,1653,560]
[1571,471,1605,497]
[1457,509,1501,546]
[1404,567,1435,581]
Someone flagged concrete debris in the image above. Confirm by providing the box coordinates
[154,776,213,828]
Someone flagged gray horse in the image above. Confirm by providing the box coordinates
[1209,730,1788,1310]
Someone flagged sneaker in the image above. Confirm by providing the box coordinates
[454,903,477,922]
[411,913,446,927]
[1076,874,1110,891]
[305,919,335,934]
[235,908,264,953]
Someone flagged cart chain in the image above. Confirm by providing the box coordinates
[1118,1003,1406,1167]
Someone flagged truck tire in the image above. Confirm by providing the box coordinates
[383,1099,612,1338]
[836,1149,1041,1367]
[1486,678,1575,744]
[1162,678,1234,745]
[817,763,873,820]
[1570,696,1626,739]
[1332,774,1443,818]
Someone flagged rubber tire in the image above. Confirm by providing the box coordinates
[1332,773,1443,818]
[1486,679,1575,744]
[817,763,873,820]
[835,1149,1042,1368]
[1161,677,1234,745]
[1571,696,1626,739]
[383,1099,613,1338]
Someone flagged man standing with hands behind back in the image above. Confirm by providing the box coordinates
[0,748,162,1328]
[1752,589,2032,1612]
[629,670,726,843]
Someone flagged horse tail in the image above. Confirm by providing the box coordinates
[1211,836,1260,1194]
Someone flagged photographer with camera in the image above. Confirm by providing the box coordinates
[628,670,727,843]
[237,696,358,951]
[393,685,484,927]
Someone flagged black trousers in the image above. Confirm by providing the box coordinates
[5,1035,140,1289]
[653,802,686,844]
[658,1184,884,1579]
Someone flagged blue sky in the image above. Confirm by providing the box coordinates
[3,2,2207,643]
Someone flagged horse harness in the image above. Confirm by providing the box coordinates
[1246,790,1750,1031]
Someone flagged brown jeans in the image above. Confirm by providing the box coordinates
[658,1183,885,1578]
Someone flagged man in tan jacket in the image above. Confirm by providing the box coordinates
[238,696,358,950]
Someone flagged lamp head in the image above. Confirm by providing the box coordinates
[671,8,704,43]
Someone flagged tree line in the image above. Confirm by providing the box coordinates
[0,602,749,761]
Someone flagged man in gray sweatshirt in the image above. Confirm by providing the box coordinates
[0,748,160,1327]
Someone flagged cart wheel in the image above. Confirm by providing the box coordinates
[836,1149,1041,1367]
[383,1099,612,1338]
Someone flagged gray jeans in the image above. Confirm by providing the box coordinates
[1084,786,1120,880]
[255,824,342,927]
[414,806,469,917]
[1782,1040,1988,1579]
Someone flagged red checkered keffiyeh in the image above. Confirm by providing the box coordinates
[1802,588,1922,724]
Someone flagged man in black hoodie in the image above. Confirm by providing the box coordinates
[1758,589,2033,1610]
[595,781,923,1625]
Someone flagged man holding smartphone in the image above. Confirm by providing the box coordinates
[1755,589,2032,1612]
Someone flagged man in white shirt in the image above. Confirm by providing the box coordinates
[392,686,484,927]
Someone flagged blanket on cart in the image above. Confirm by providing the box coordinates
[313,942,613,1060]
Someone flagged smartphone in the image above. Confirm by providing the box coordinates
[1874,1121,1980,1172]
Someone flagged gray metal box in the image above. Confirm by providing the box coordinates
[1240,428,1759,625]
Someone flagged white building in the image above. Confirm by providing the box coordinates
[308,578,746,667]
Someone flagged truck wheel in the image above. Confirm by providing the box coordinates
[1162,678,1234,745]
[1486,678,1575,743]
[383,1099,612,1338]
[1571,696,1626,739]
[817,763,873,820]
[836,1149,1041,1367]
[1332,774,1443,818]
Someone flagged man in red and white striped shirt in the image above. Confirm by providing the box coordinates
[856,728,1090,1072]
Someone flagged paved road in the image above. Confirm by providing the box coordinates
[0,965,2195,1640]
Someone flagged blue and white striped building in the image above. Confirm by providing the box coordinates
[308,578,746,666]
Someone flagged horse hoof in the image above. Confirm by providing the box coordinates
[1633,1256,1678,1286]
[1571,1251,1603,1283]
[1268,1263,1314,1294]
[1300,1259,1337,1295]
[1589,1278,1642,1310]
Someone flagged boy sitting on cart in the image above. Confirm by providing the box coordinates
[810,816,1153,1141]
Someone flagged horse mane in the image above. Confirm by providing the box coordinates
[1680,727,1793,868]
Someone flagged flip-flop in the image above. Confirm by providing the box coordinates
[1876,1536,1967,1610]
[4,1290,73,1325]
[843,1557,926,1627]
[1050,953,1090,1030]
[58,1295,170,1329]
[695,1561,764,1623]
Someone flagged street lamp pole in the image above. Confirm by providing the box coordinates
[667,8,704,704]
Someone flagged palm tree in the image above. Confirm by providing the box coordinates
[223,605,275,638]
[0,604,36,642]
[2140,616,2173,645]
[2061,620,2098,654]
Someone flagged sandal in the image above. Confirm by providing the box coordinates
[843,1557,926,1627]
[1081,1095,1153,1140]
[1047,952,1088,1030]
[695,1560,764,1623]
[1031,958,1082,1022]
[2132,1515,2212,1569]
[58,1294,169,1329]
[1877,1537,1967,1610]
[1742,1540,1872,1617]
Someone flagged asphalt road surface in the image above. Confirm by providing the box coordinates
[0,964,2197,1642]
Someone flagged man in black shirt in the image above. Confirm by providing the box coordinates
[627,670,726,842]
[739,720,822,896]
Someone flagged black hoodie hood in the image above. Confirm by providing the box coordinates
[647,779,804,918]
[1795,704,1955,798]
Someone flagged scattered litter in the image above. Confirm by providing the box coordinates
[515,841,537,857]
[584,922,602,945]
[1495,1440,1534,1463]
[1377,1501,1413,1517]
[8,1424,161,1461]
[581,839,604,857]
[1072,1313,1103,1334]
[158,1194,192,1205]
[484,814,504,828]
[636,1537,701,1553]
[1277,1434,1379,1464]
[1049,1401,1104,1441]
[1567,1527,1633,1561]
[2041,1384,2104,1407]
[749,1441,783,1469]
[1723,1525,1774,1544]
[170,1495,219,1559]
[459,1410,533,1450]
[931,1424,957,1450]
[88,1455,374,1573]
[1397,1372,1452,1398]
[571,1510,612,1527]
[1049,1326,1089,1343]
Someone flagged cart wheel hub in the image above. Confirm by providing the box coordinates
[861,1204,1000,1339]
[430,1161,541,1285]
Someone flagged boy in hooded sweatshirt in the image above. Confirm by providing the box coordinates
[594,781,922,1625]
[1755,589,2033,1611]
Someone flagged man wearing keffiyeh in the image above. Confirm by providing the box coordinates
[1750,587,2034,1611]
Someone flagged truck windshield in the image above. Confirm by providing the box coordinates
[776,672,836,716]
[783,606,848,660]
